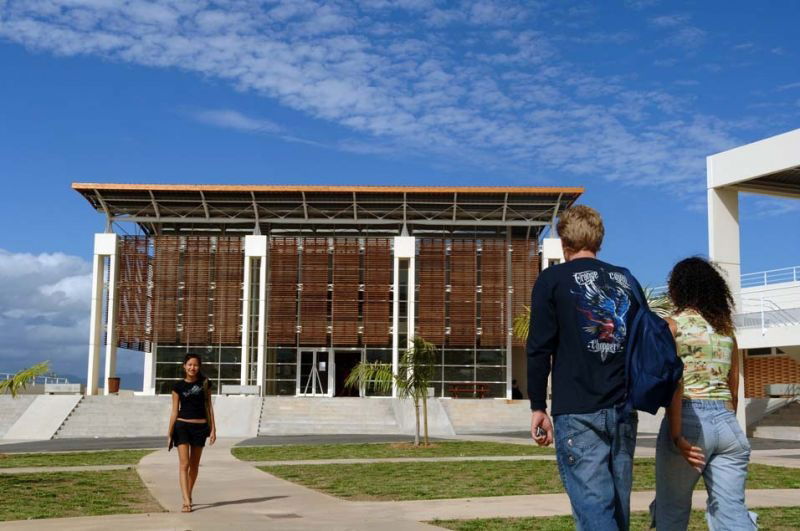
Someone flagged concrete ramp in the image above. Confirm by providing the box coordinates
[393,398,456,437]
[0,395,37,438]
[259,397,403,435]
[211,396,261,437]
[441,399,531,434]
[4,395,81,440]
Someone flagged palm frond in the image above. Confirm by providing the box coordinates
[644,287,673,318]
[0,361,50,398]
[512,306,531,341]
[344,361,394,394]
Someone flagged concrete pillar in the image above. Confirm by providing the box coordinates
[240,249,252,386]
[86,234,118,396]
[393,236,416,398]
[541,238,565,270]
[707,186,745,431]
[139,347,156,396]
[243,235,268,391]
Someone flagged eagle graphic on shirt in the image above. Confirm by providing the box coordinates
[571,270,632,362]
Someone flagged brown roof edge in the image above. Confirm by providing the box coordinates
[71,182,584,195]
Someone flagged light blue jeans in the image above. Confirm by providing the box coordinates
[652,399,757,530]
[554,406,638,531]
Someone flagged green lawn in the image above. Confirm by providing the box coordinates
[0,450,153,469]
[260,459,800,501]
[0,469,164,521]
[433,507,800,530]
[233,441,554,461]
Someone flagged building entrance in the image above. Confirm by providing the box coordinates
[297,350,332,396]
[334,351,363,397]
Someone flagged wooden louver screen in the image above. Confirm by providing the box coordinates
[117,236,150,351]
[480,239,506,347]
[267,237,298,345]
[449,240,477,346]
[333,239,360,345]
[300,238,329,345]
[152,236,180,344]
[212,238,243,344]
[511,238,539,347]
[181,237,212,344]
[416,239,446,345]
[363,238,392,346]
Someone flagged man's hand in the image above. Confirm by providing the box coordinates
[531,410,553,446]
[675,436,705,472]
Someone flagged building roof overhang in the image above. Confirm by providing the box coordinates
[73,183,583,236]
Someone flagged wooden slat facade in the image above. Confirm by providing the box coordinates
[416,239,447,345]
[267,237,298,345]
[333,239,360,345]
[212,238,244,344]
[117,236,150,351]
[299,238,329,345]
[363,238,392,346]
[480,239,506,347]
[449,240,477,347]
[511,239,538,347]
[744,355,800,398]
[152,236,180,344]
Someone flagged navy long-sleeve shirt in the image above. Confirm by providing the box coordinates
[526,257,645,415]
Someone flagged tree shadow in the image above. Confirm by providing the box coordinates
[191,495,289,511]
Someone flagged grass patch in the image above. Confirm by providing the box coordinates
[260,459,800,501]
[233,441,553,461]
[432,506,800,530]
[0,469,164,521]
[0,450,153,469]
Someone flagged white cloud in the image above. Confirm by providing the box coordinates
[0,0,744,195]
[188,108,282,134]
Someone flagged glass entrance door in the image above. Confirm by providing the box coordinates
[297,350,332,396]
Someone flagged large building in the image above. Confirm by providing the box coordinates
[74,184,580,399]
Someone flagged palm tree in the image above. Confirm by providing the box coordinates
[512,288,674,341]
[345,337,438,446]
[0,362,50,397]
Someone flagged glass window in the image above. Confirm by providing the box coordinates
[366,350,392,363]
[220,348,242,363]
[156,363,184,380]
[157,346,187,363]
[476,350,504,365]
[277,348,296,363]
[219,364,240,379]
[444,350,474,365]
[747,348,773,357]
[476,366,505,382]
[444,366,474,381]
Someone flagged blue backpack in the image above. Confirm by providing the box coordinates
[624,274,683,415]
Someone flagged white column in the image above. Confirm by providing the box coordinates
[240,252,252,386]
[243,235,268,392]
[103,245,120,395]
[86,252,105,396]
[139,346,156,396]
[707,185,745,431]
[541,238,565,270]
[393,236,416,398]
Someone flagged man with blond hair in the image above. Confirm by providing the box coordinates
[527,205,645,530]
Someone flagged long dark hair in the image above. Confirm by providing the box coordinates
[667,257,735,336]
[183,353,205,383]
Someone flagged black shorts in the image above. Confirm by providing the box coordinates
[172,420,210,447]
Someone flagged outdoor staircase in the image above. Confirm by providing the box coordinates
[258,397,403,435]
[55,395,172,438]
[752,401,800,441]
[0,395,37,438]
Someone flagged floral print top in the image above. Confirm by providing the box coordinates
[673,310,734,401]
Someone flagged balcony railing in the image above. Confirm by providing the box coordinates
[0,374,70,385]
[741,266,800,288]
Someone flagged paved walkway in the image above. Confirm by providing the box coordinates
[1,437,799,530]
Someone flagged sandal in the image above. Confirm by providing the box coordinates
[181,503,192,513]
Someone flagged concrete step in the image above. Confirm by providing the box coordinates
[752,402,800,441]
[55,396,172,438]
[0,396,37,438]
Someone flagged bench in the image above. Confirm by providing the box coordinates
[448,383,490,399]
[765,384,799,397]
[44,383,83,395]
[220,384,261,396]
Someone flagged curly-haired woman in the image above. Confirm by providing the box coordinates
[651,257,756,530]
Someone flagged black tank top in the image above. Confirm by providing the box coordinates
[172,377,209,420]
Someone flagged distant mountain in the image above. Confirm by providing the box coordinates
[59,372,144,391]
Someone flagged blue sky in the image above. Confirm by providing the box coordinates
[1,1,799,382]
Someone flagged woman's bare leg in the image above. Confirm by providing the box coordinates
[188,445,204,501]
[177,444,192,509]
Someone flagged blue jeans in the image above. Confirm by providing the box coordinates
[652,400,757,530]
[554,407,638,531]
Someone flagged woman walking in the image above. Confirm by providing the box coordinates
[168,353,217,513]
[652,257,756,530]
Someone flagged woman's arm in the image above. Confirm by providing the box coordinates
[168,391,179,446]
[728,338,740,413]
[206,384,217,445]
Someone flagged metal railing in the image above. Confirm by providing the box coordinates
[741,265,800,288]
[0,373,70,385]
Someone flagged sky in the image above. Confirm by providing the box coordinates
[0,0,799,384]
